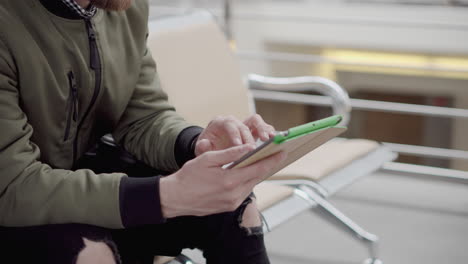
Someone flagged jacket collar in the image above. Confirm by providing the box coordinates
[38,0,83,20]
[60,0,97,19]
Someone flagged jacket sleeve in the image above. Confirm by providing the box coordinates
[0,37,130,228]
[111,40,201,172]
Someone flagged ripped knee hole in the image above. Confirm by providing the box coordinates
[240,200,262,228]
[75,238,120,264]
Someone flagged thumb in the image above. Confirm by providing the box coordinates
[203,144,255,167]
[195,138,213,156]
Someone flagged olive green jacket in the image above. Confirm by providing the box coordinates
[0,0,194,228]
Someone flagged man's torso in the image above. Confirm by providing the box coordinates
[0,0,149,169]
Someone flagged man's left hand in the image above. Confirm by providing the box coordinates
[195,114,276,156]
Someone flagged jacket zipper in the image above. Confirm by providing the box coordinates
[72,19,102,165]
[64,71,78,141]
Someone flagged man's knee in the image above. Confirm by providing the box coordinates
[238,197,264,236]
[75,238,119,264]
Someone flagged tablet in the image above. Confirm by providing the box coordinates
[227,115,347,179]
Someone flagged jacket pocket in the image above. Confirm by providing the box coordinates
[64,71,78,141]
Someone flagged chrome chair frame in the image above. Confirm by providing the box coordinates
[246,74,396,264]
[248,74,352,125]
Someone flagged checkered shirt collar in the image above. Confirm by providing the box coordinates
[60,0,97,19]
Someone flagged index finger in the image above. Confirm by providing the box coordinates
[223,122,243,146]
[239,124,256,146]
[244,115,275,141]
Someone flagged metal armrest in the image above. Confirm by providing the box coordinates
[247,74,352,125]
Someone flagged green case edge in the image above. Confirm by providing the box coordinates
[273,115,344,144]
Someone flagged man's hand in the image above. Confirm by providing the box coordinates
[195,114,276,156]
[160,145,286,218]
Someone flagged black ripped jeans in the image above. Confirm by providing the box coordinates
[0,142,269,264]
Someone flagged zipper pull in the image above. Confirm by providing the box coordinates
[85,20,99,70]
[68,71,78,122]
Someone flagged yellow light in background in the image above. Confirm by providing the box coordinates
[318,49,468,80]
[229,40,237,51]
[433,57,468,70]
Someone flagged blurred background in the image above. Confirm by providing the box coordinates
[149,1,468,263]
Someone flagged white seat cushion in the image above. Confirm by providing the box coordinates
[254,183,294,211]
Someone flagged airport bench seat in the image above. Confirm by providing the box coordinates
[148,11,396,264]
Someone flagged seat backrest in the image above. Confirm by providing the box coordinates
[148,12,252,127]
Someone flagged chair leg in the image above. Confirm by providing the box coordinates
[294,186,383,264]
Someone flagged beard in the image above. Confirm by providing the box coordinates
[90,0,133,11]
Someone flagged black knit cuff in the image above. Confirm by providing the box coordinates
[175,126,203,167]
[119,176,165,228]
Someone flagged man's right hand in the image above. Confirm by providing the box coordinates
[159,144,286,218]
